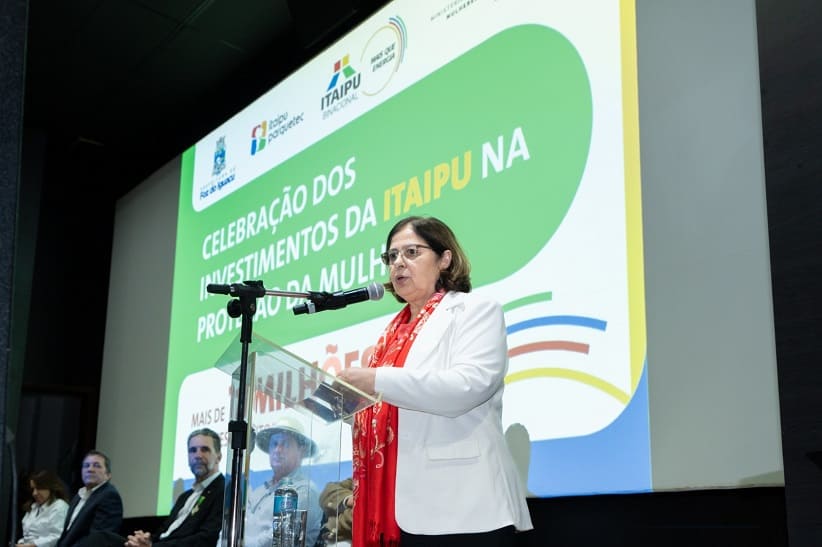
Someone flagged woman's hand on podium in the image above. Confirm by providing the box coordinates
[337,367,377,395]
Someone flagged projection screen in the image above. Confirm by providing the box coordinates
[99,0,782,517]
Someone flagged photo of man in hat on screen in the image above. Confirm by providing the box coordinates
[244,413,323,547]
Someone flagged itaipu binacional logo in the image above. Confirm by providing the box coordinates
[320,16,407,119]
[321,54,360,119]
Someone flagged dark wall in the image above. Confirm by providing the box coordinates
[1,0,29,541]
[757,0,822,544]
[516,488,787,547]
[10,133,115,502]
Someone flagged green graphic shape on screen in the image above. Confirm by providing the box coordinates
[174,22,592,344]
[161,24,592,507]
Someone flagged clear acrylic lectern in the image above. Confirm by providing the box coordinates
[215,331,378,547]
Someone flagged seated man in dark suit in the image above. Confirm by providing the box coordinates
[83,428,226,547]
[57,449,124,547]
[122,427,225,546]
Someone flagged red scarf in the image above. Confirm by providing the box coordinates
[351,291,445,547]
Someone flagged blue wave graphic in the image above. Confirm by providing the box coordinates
[507,315,608,335]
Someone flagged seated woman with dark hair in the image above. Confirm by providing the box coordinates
[17,469,70,547]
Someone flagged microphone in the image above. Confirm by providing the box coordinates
[206,281,266,298]
[293,282,385,315]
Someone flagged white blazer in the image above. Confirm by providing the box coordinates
[374,291,533,535]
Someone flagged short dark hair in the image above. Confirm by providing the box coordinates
[84,449,112,473]
[383,216,472,302]
[23,469,69,513]
[188,428,221,454]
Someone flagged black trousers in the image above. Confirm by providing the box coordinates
[77,530,127,547]
[400,525,516,547]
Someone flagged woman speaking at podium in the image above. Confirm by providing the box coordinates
[337,216,532,547]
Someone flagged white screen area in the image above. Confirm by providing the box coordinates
[99,0,782,517]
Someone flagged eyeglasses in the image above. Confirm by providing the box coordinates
[380,244,432,265]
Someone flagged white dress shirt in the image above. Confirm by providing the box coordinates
[159,471,222,539]
[18,498,69,547]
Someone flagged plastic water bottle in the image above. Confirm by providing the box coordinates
[272,480,299,547]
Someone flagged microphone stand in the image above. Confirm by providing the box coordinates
[208,280,329,547]
[213,280,261,547]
